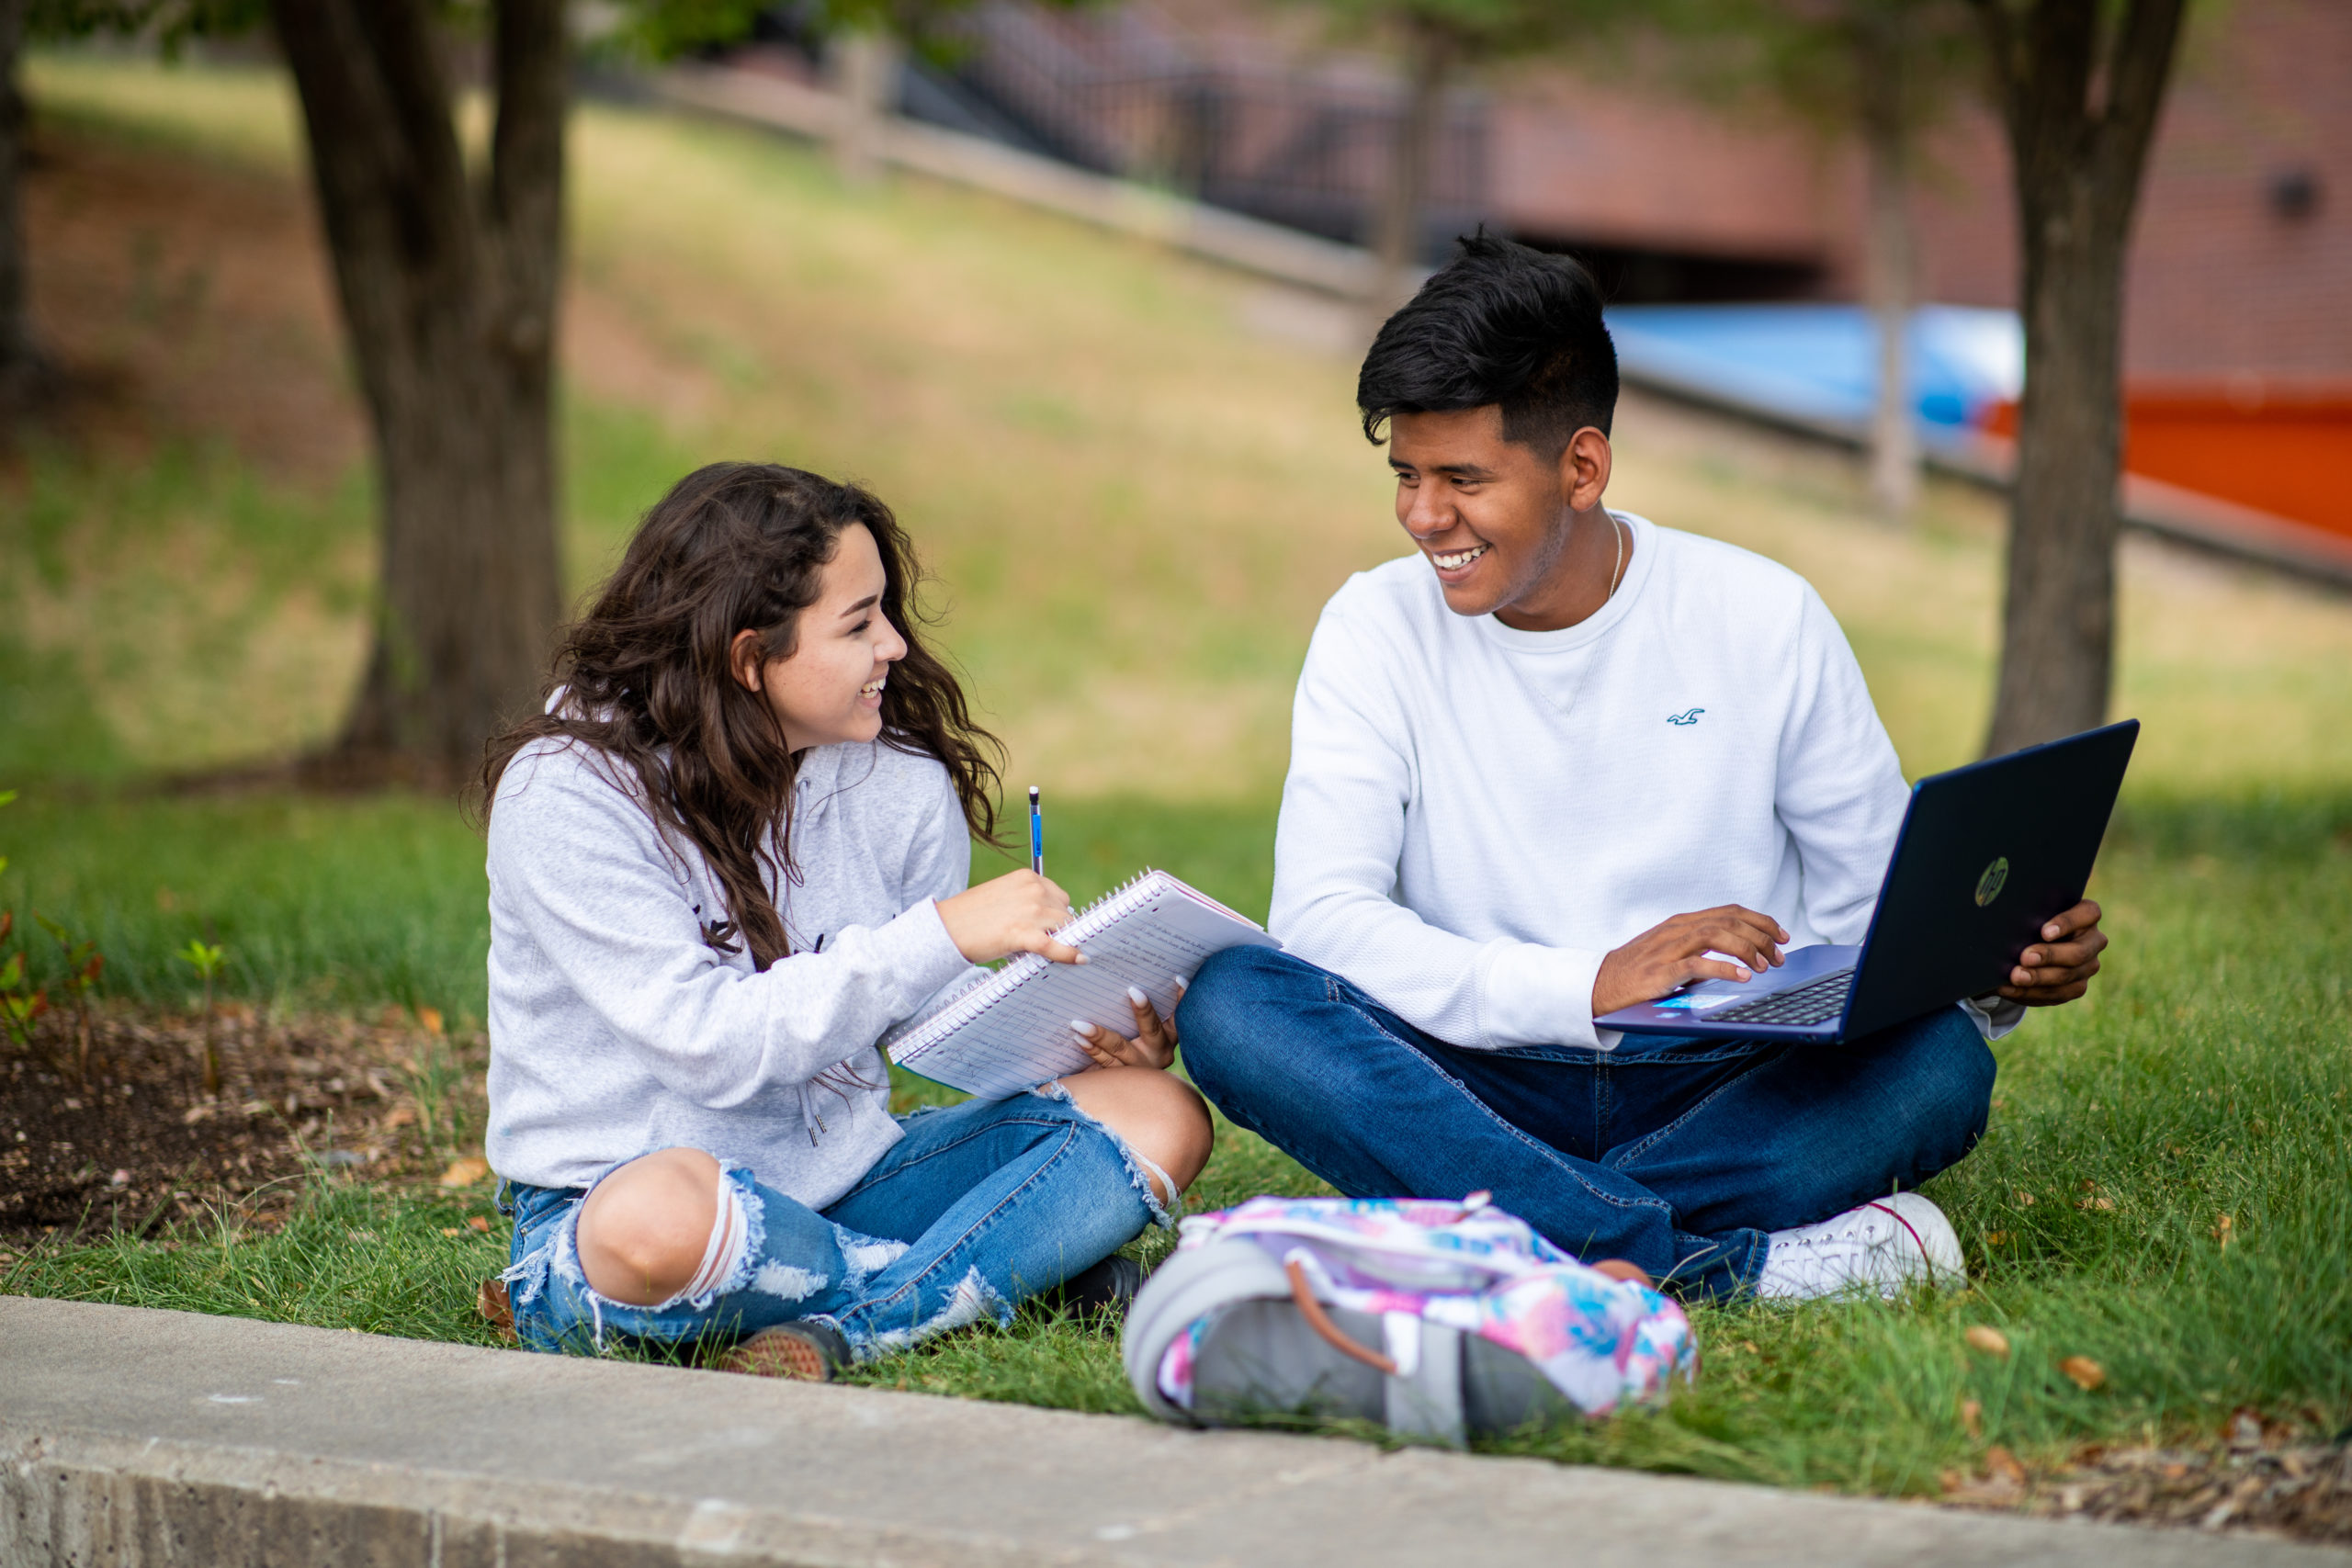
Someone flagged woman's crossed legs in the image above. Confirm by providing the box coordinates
[504,1066,1210,1360]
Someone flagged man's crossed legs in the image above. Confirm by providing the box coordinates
[1176,947,1995,1299]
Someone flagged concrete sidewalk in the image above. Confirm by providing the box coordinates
[2,1295,2339,1567]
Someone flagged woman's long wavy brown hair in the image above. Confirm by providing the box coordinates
[481,462,1003,969]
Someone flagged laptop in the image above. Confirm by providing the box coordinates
[1598,719,2139,1043]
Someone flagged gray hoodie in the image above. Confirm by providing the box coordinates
[484,736,976,1205]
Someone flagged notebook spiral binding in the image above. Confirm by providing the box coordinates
[885,868,1171,1062]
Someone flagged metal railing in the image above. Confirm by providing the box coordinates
[915,1,1487,254]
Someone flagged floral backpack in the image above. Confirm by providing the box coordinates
[1121,1193,1697,1448]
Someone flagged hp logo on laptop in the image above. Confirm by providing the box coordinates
[1974,856,2010,907]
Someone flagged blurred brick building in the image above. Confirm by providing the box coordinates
[909,0,2346,535]
[1485,0,2351,535]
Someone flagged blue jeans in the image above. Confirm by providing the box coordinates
[500,1086,1164,1359]
[1175,947,1995,1299]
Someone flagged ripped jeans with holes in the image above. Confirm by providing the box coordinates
[500,1088,1168,1363]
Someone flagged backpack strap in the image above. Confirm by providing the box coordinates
[1124,1242,1472,1448]
[1274,1260,1467,1449]
[1381,1317,1467,1450]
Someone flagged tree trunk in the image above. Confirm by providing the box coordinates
[831,28,901,187]
[270,0,567,785]
[1974,0,2186,756]
[1857,6,1919,524]
[1368,15,1454,322]
[0,0,41,411]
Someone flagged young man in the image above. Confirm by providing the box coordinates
[1173,235,2108,1299]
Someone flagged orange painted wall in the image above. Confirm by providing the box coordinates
[1984,386,2352,541]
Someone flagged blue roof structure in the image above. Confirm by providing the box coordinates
[1605,304,2024,436]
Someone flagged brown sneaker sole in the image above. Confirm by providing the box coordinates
[715,1325,838,1381]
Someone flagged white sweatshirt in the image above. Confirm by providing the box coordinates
[485,737,978,1203]
[1271,510,2020,1051]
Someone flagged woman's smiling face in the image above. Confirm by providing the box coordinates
[733,523,909,753]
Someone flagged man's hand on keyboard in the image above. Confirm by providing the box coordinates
[1994,899,2107,1006]
[1592,905,1790,1018]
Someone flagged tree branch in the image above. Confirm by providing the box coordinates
[1967,0,2024,145]
[2088,0,2188,230]
[489,0,566,357]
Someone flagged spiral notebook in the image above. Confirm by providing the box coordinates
[881,869,1280,1100]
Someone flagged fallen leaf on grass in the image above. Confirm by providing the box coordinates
[438,1156,490,1189]
[417,1007,445,1036]
[1985,1231,2010,1245]
[1961,1397,1984,1438]
[2212,1213,2233,1247]
[381,1106,417,1130]
[467,1215,492,1232]
[2076,1196,2117,1211]
[1965,1325,2011,1358]
[2013,1190,2036,1206]
[440,1227,464,1237]
[2060,1356,2107,1392]
[1946,1447,2029,1506]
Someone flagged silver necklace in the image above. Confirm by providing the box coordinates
[1605,513,1626,602]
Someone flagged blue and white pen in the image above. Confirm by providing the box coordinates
[1028,785,1044,875]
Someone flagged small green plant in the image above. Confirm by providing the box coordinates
[35,914,104,1085]
[0,790,69,1077]
[0,922,53,1063]
[177,938,226,1095]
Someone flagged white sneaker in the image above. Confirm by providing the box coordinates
[1753,1192,1965,1300]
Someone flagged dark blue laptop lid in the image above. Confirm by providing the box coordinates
[1840,718,2139,1039]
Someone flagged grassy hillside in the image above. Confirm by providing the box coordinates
[13,54,2352,799]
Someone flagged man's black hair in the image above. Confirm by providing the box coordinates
[1356,232,1618,456]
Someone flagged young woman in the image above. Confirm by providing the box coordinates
[482,462,1211,1379]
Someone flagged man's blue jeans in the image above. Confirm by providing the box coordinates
[501,1086,1163,1359]
[1176,947,1995,1299]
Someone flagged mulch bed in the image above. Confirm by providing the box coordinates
[1944,1411,2352,1546]
[0,1003,480,1247]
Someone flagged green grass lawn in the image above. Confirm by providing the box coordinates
[9,786,2348,1495]
[5,53,2351,1505]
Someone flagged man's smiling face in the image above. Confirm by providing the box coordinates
[1388,405,1577,620]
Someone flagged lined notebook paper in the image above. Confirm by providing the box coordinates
[881,869,1280,1100]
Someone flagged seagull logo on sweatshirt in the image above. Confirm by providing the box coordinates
[1667,708,1705,727]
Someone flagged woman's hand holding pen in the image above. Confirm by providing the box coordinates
[936,871,1087,965]
[1072,983,1183,1071]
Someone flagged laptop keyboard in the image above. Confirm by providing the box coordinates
[1706,967,1857,1027]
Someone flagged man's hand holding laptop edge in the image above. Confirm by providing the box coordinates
[1993,899,2107,1006]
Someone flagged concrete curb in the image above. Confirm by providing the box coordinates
[3,1296,2342,1567]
